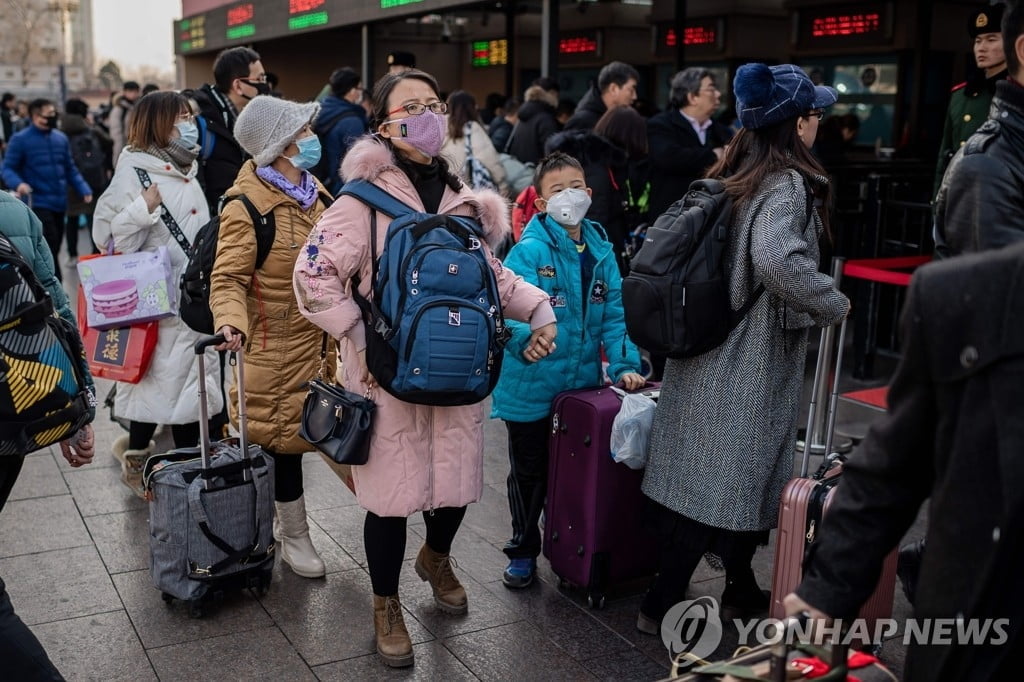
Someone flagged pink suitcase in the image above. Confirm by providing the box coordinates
[543,385,660,608]
[769,319,897,644]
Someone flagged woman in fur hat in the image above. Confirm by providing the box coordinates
[636,63,850,633]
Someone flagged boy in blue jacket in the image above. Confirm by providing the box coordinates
[491,152,644,588]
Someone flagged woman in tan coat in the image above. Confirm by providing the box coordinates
[209,96,335,579]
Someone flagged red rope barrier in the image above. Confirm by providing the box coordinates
[842,255,931,287]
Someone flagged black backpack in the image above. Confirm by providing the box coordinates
[622,178,813,359]
[0,235,92,455]
[70,130,108,194]
[179,195,276,334]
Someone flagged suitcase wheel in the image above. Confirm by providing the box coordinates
[161,592,174,605]
[586,592,606,610]
[188,600,204,619]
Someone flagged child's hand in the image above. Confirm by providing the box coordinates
[618,372,645,391]
[523,323,557,362]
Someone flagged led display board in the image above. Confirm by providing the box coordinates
[796,3,893,49]
[559,31,601,57]
[472,39,507,67]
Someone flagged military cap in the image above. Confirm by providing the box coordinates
[968,5,1004,38]
[386,51,417,69]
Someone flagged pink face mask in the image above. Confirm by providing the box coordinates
[383,110,446,158]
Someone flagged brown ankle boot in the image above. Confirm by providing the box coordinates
[414,544,468,614]
[372,594,413,667]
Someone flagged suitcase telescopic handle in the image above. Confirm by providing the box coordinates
[194,334,252,488]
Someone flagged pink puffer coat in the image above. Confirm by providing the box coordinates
[293,137,554,517]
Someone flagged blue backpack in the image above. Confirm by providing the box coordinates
[339,180,511,406]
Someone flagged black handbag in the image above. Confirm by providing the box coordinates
[299,334,375,465]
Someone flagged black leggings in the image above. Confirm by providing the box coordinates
[268,452,304,503]
[128,420,200,451]
[364,506,467,596]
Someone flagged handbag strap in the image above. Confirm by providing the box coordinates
[134,167,192,255]
[317,331,328,380]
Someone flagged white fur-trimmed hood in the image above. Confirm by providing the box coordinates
[339,136,510,250]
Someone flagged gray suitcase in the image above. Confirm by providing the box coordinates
[142,335,275,617]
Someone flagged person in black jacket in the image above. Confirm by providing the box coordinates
[786,242,1024,681]
[545,106,648,274]
[646,67,733,220]
[563,61,639,132]
[188,47,269,212]
[506,85,559,165]
[934,3,1024,259]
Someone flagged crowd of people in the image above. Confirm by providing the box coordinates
[2,3,1023,676]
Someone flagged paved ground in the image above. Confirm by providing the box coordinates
[0,234,923,680]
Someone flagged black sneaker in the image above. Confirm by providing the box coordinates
[721,571,770,618]
[897,540,924,606]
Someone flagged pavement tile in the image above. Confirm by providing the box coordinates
[147,625,316,681]
[305,519,362,574]
[482,416,511,486]
[398,560,524,639]
[587,593,672,661]
[258,567,433,666]
[436,523,510,587]
[63,465,148,517]
[112,568,272,649]
[460,484,516,540]
[0,495,91,557]
[31,610,157,682]
[580,647,669,681]
[442,621,597,681]
[312,640,477,681]
[302,453,361,511]
[85,508,151,574]
[7,451,68,501]
[309,505,419,567]
[482,578,633,661]
[0,545,121,625]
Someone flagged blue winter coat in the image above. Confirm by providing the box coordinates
[315,95,368,195]
[0,192,96,404]
[490,213,641,423]
[1,125,92,212]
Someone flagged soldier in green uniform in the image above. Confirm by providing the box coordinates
[933,4,1007,197]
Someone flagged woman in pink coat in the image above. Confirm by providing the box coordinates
[293,70,556,669]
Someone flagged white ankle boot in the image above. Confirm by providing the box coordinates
[113,437,154,499]
[275,496,326,578]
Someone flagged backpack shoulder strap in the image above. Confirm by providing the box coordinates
[338,179,415,219]
[227,194,277,270]
[196,114,216,162]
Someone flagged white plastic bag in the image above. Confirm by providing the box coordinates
[610,390,657,470]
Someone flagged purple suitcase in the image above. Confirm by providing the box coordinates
[543,386,660,608]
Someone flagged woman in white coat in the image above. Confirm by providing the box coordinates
[92,91,223,496]
[439,90,509,196]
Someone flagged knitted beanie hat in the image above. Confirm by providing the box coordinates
[734,63,837,130]
[234,95,320,167]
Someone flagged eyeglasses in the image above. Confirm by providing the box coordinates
[806,109,825,121]
[176,112,195,123]
[239,76,268,85]
[387,101,447,116]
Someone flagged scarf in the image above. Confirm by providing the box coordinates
[256,165,318,210]
[139,140,197,176]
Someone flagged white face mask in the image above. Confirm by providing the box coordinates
[544,187,592,227]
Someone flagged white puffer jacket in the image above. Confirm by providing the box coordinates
[92,148,223,424]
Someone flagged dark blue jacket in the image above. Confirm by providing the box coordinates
[315,95,368,195]
[1,125,92,212]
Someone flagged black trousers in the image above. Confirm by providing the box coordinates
[364,507,466,596]
[267,451,303,503]
[128,420,199,451]
[33,208,65,282]
[63,213,94,257]
[503,418,550,560]
[0,458,64,681]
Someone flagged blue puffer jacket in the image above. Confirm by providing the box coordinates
[315,95,368,195]
[0,192,96,406]
[1,125,92,212]
[491,213,641,423]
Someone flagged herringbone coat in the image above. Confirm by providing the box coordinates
[642,170,849,532]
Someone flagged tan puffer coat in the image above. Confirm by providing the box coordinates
[210,160,336,454]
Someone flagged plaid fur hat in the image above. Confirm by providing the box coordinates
[734,63,838,130]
